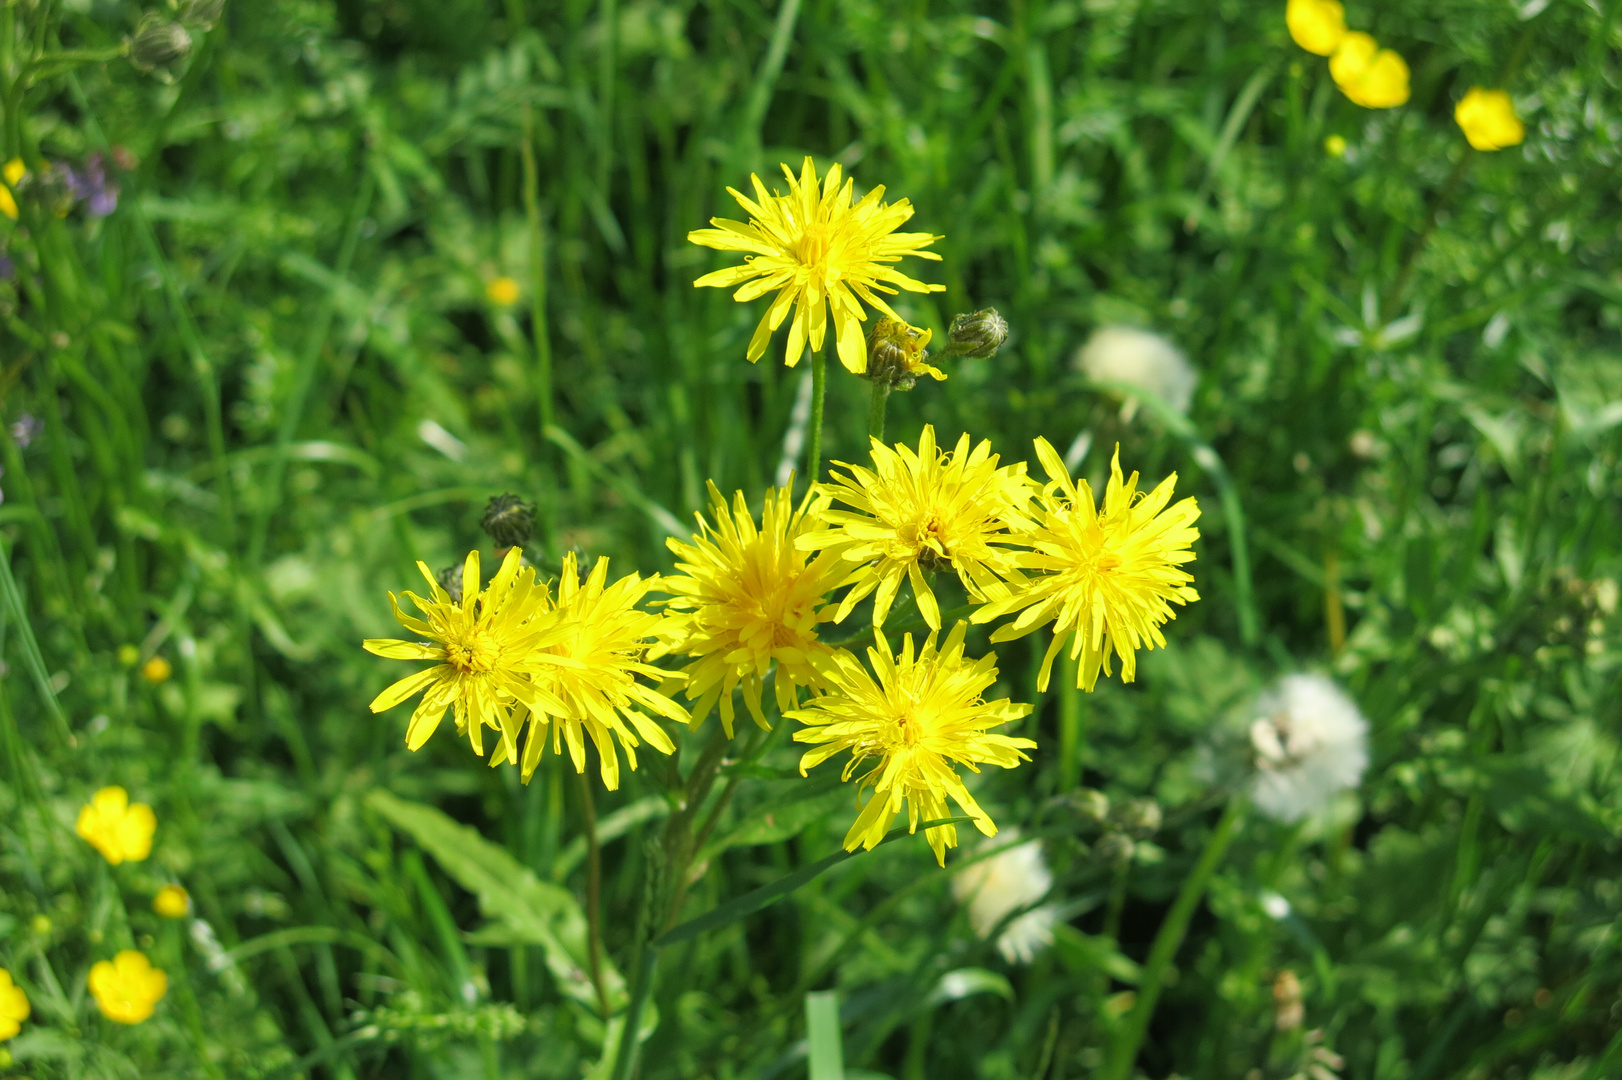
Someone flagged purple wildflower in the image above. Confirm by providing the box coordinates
[10,414,41,448]
[66,153,119,218]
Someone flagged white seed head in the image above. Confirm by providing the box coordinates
[1249,674,1369,823]
[1076,326,1197,415]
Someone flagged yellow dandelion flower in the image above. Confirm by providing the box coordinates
[365,548,565,763]
[76,786,156,865]
[974,442,1200,692]
[486,276,520,305]
[688,156,945,373]
[0,968,29,1041]
[790,622,1034,867]
[499,553,688,791]
[0,158,24,221]
[153,885,190,919]
[1329,33,1409,109]
[1286,0,1346,57]
[797,425,1034,631]
[1455,88,1524,151]
[140,655,172,684]
[88,950,167,1025]
[655,481,853,738]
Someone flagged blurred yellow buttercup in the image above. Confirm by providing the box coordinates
[141,655,172,683]
[1330,33,1409,109]
[0,968,29,1041]
[0,158,23,220]
[1324,134,1348,158]
[1455,88,1524,151]
[89,950,168,1024]
[76,786,157,865]
[153,885,191,919]
[1286,0,1346,56]
[486,276,520,305]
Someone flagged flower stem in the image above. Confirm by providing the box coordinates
[867,381,890,442]
[805,351,827,486]
[1102,796,1244,1080]
[575,769,610,1020]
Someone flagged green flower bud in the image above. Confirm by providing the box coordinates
[435,565,464,604]
[480,493,536,549]
[175,0,225,28]
[863,318,942,390]
[128,14,192,73]
[945,308,1009,359]
[1110,797,1162,840]
[1094,831,1135,866]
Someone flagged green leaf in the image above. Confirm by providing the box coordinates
[806,991,844,1080]
[706,780,850,853]
[925,967,1016,1007]
[1052,925,1141,985]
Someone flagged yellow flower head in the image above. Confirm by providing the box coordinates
[76,786,156,865]
[790,622,1035,866]
[798,425,1034,631]
[366,548,559,763]
[973,442,1200,692]
[153,885,191,919]
[1286,0,1346,56]
[1330,33,1410,109]
[486,276,520,305]
[688,157,945,373]
[0,968,29,1041]
[0,158,24,221]
[656,481,852,738]
[497,553,688,791]
[141,655,172,684]
[88,950,167,1025]
[1455,88,1525,151]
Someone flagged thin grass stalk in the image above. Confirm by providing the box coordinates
[1103,796,1245,1080]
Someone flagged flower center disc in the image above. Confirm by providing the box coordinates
[797,225,831,268]
[448,633,498,674]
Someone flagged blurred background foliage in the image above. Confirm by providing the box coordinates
[1,0,1621,1077]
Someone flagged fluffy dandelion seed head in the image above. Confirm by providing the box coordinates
[88,950,167,1025]
[500,553,687,791]
[974,442,1200,693]
[1455,88,1525,152]
[799,425,1034,631]
[1330,33,1409,109]
[1286,0,1346,56]
[952,830,1060,963]
[365,547,559,764]
[1076,326,1197,416]
[0,969,28,1041]
[688,157,945,373]
[656,482,850,738]
[790,622,1035,866]
[76,786,156,865]
[1249,673,1369,823]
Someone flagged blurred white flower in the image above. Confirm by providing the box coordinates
[1249,674,1369,823]
[1075,326,1197,416]
[952,830,1059,964]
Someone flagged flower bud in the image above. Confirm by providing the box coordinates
[128,14,192,74]
[863,318,940,390]
[1068,788,1111,825]
[175,0,225,28]
[480,493,536,549]
[945,308,1009,359]
[435,565,464,604]
[1094,831,1134,866]
[1110,797,1162,840]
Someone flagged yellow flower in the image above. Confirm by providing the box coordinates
[0,158,23,221]
[365,548,564,763]
[0,968,29,1041]
[798,425,1033,631]
[655,481,852,738]
[498,553,688,791]
[790,623,1034,867]
[141,655,172,683]
[153,885,191,919]
[1324,134,1348,158]
[486,276,520,305]
[88,950,167,1025]
[973,443,1200,692]
[76,786,156,865]
[1330,33,1409,109]
[688,157,945,373]
[1286,0,1346,56]
[1455,88,1525,151]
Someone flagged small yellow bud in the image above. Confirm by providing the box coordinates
[118,644,141,667]
[1455,88,1524,151]
[486,277,520,306]
[1330,33,1409,109]
[29,915,50,936]
[1286,0,1347,57]
[153,885,191,919]
[1324,134,1347,158]
[141,656,172,684]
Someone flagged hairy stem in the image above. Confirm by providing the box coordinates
[805,351,827,486]
[867,381,890,442]
[576,769,610,1020]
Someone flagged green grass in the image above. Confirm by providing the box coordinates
[2,0,1622,1077]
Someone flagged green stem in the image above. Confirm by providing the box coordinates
[610,939,659,1080]
[1103,797,1244,1080]
[576,769,610,1020]
[805,351,827,486]
[866,381,890,442]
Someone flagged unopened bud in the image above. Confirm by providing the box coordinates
[1094,831,1134,866]
[128,14,192,73]
[480,493,536,549]
[863,318,940,390]
[1110,797,1162,840]
[1273,969,1304,1031]
[435,565,464,604]
[175,0,225,28]
[945,308,1009,359]
[1069,788,1110,825]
